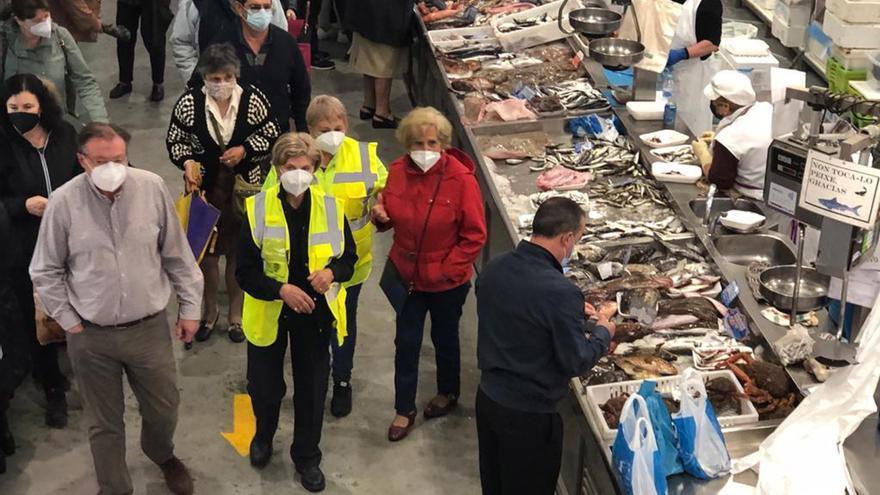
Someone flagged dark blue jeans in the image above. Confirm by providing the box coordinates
[394,282,471,414]
[331,283,362,383]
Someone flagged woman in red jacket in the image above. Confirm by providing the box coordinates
[372,107,487,442]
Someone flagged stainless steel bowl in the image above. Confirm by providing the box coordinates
[589,38,645,70]
[759,265,830,312]
[569,8,622,38]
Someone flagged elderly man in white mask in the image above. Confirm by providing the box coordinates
[693,70,775,200]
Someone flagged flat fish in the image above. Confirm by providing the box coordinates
[651,314,699,330]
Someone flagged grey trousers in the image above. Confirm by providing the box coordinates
[67,311,180,495]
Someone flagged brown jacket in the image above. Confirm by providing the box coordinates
[48,0,101,42]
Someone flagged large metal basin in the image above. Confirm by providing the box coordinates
[689,198,764,219]
[759,265,830,312]
[712,234,796,266]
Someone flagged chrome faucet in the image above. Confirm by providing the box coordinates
[708,214,723,238]
[703,184,717,227]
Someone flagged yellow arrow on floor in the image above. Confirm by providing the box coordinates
[221,393,256,456]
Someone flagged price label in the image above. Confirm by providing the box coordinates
[724,308,749,341]
[720,281,740,307]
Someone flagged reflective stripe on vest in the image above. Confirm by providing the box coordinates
[333,142,379,196]
[309,194,343,257]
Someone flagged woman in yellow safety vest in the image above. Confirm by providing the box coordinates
[306,95,387,418]
[235,132,357,493]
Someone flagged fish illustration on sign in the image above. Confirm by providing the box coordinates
[818,197,862,215]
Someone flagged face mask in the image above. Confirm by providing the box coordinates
[245,9,272,32]
[9,111,40,134]
[561,237,575,273]
[280,169,313,197]
[29,16,52,38]
[90,161,128,192]
[709,101,726,121]
[410,150,441,172]
[205,80,236,101]
[315,131,345,155]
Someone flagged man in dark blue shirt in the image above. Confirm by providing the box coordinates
[475,197,615,495]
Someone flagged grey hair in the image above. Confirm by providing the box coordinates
[197,43,241,79]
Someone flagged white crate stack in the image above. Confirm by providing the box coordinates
[771,0,812,48]
[823,0,880,80]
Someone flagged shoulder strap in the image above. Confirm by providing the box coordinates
[207,111,227,152]
[409,164,446,291]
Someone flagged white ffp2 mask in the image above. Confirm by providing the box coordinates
[90,162,127,192]
[410,151,441,172]
[29,17,52,38]
[280,169,313,197]
[315,131,345,155]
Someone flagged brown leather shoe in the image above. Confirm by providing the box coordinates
[424,394,458,419]
[159,456,194,495]
[387,411,417,442]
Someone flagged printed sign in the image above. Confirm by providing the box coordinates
[767,182,797,215]
[799,151,880,230]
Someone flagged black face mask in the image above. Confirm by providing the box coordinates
[9,112,40,134]
[709,101,726,121]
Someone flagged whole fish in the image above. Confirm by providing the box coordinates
[651,314,699,330]
[818,197,862,215]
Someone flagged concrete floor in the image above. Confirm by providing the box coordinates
[0,4,482,495]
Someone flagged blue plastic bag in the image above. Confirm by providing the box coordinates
[672,368,731,480]
[612,395,668,495]
[637,381,683,476]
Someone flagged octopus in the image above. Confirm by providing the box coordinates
[706,377,742,415]
[611,354,678,380]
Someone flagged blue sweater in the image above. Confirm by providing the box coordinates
[476,241,611,413]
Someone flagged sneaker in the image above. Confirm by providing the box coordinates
[159,456,194,495]
[45,388,68,429]
[109,82,132,99]
[330,382,352,418]
[311,57,336,71]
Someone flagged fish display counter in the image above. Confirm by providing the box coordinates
[411,8,880,494]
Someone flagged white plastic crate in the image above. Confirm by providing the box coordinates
[427,26,499,49]
[806,21,832,65]
[826,0,880,24]
[831,44,876,71]
[754,0,777,10]
[491,0,584,52]
[584,370,760,442]
[774,1,811,27]
[823,10,880,50]
[719,49,779,93]
[773,13,807,48]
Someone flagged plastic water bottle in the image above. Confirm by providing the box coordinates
[662,70,676,129]
[661,69,674,100]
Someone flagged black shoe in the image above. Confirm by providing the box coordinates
[372,115,399,129]
[249,438,272,468]
[359,107,375,120]
[330,382,352,418]
[195,315,217,342]
[109,82,132,99]
[297,465,325,492]
[228,323,246,343]
[311,57,336,71]
[150,84,165,102]
[0,412,14,456]
[316,49,330,59]
[101,23,131,43]
[45,388,68,429]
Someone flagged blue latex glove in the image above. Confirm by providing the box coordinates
[666,48,689,68]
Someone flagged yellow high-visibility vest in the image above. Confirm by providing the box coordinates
[242,184,348,346]
[263,137,387,286]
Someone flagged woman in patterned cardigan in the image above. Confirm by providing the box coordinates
[166,42,280,346]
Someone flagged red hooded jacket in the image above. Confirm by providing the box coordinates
[376,148,487,293]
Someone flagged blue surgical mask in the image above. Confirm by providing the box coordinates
[245,9,272,32]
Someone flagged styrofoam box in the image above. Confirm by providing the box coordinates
[827,0,880,25]
[583,370,760,442]
[773,13,807,48]
[831,44,876,71]
[774,1,812,27]
[806,21,832,64]
[427,26,499,48]
[754,0,777,10]
[491,0,584,53]
[823,10,880,49]
[720,50,779,92]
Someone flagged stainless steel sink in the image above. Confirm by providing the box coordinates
[712,234,796,266]
[689,198,765,220]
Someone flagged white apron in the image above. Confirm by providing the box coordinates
[713,101,775,200]
[669,0,713,135]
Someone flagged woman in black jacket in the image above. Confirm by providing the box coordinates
[344,0,413,129]
[0,73,80,430]
[167,42,281,346]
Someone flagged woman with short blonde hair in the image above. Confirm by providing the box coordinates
[272,131,322,167]
[371,106,487,441]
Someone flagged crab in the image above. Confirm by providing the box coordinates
[723,352,797,420]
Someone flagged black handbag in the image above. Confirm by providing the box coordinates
[379,164,445,313]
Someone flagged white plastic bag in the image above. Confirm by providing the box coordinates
[673,368,731,479]
[612,394,668,495]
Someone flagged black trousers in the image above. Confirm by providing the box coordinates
[476,389,563,495]
[394,282,469,414]
[10,267,64,392]
[246,310,331,469]
[116,2,167,84]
